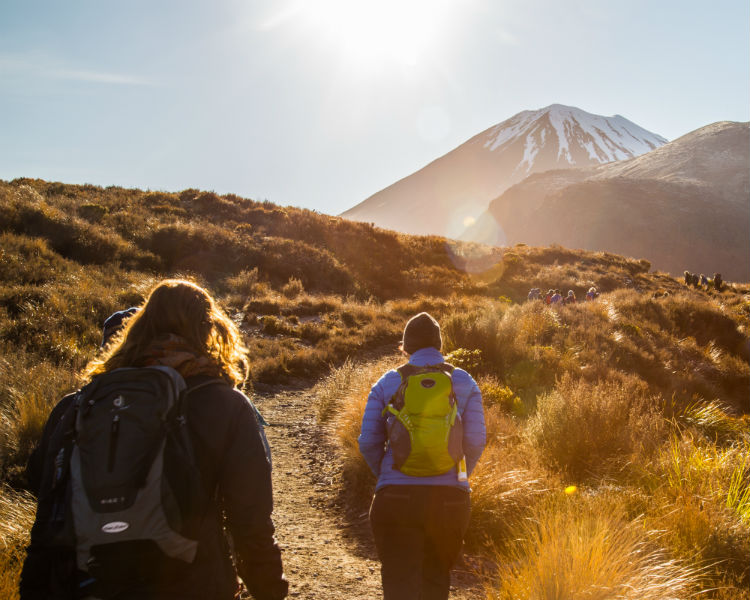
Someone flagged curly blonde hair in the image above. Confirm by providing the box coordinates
[85,279,248,385]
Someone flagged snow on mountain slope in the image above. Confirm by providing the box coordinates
[342,104,667,238]
[484,104,667,170]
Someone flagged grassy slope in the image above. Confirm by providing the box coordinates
[1,178,749,598]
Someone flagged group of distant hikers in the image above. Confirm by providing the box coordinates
[684,271,724,291]
[20,279,486,600]
[527,286,599,305]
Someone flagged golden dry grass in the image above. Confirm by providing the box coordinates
[527,374,666,480]
[314,354,402,509]
[485,493,699,600]
[0,485,36,600]
[1,178,749,597]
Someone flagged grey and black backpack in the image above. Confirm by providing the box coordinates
[34,366,218,594]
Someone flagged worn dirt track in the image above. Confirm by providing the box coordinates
[253,389,485,600]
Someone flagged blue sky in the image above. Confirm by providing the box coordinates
[1,0,748,215]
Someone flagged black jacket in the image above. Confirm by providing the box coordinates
[21,376,288,600]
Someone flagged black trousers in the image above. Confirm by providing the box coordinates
[369,485,471,600]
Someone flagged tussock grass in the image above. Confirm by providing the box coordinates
[485,494,699,600]
[642,435,750,583]
[442,288,749,412]
[241,290,487,384]
[0,485,36,600]
[467,444,550,550]
[1,178,749,597]
[527,375,666,480]
[314,354,402,510]
[678,400,747,444]
[0,347,79,479]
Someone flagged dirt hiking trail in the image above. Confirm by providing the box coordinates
[254,389,485,600]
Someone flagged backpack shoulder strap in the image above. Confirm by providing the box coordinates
[437,363,458,406]
[171,377,231,470]
[384,364,412,415]
[385,362,456,416]
[184,377,229,397]
[396,362,454,378]
[395,363,418,379]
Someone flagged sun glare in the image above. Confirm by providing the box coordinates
[297,0,457,68]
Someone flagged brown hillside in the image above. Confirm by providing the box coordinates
[479,121,750,280]
[1,178,749,599]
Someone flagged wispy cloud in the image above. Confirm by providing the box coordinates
[0,54,32,71]
[50,68,151,86]
[0,52,152,86]
[256,1,303,31]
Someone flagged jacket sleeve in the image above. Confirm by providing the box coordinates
[357,373,390,477]
[218,397,288,600]
[26,394,76,495]
[460,375,486,475]
[20,394,78,599]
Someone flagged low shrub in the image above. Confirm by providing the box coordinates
[527,374,665,480]
[477,375,525,417]
[281,277,304,299]
[444,348,483,372]
[0,233,72,285]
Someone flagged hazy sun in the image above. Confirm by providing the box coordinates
[296,0,457,68]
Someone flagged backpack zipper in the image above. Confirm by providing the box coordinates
[107,414,120,472]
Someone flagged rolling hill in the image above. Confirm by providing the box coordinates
[0,178,748,599]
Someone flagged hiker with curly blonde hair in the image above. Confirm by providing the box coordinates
[22,279,288,600]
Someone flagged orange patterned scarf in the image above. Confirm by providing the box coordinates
[139,334,225,380]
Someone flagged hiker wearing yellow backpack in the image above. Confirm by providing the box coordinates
[359,312,486,600]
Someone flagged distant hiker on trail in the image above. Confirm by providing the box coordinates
[586,287,598,301]
[684,271,691,286]
[714,273,723,291]
[527,288,541,301]
[550,289,562,304]
[563,290,576,305]
[700,274,709,289]
[21,279,288,600]
[100,307,138,348]
[545,289,554,305]
[358,312,486,600]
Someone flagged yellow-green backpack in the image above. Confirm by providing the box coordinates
[382,363,463,476]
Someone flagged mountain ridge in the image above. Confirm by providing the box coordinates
[342,104,667,238]
[470,120,750,280]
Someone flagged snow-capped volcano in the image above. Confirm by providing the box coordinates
[485,104,667,173]
[342,104,667,239]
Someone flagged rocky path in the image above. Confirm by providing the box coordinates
[253,389,485,600]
